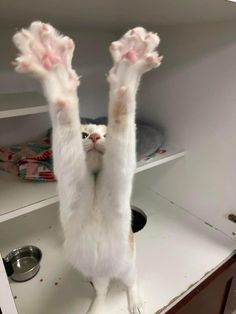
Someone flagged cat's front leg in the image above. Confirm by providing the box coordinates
[13,22,92,221]
[13,21,80,128]
[98,27,162,212]
[108,27,162,99]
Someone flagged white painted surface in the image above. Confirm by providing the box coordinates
[136,147,185,173]
[0,171,57,222]
[0,180,234,314]
[0,0,236,30]
[138,21,236,239]
[0,254,18,314]
[0,196,59,224]
[0,92,47,118]
[0,147,185,222]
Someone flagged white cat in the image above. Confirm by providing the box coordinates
[13,22,162,314]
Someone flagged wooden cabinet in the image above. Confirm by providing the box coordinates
[166,255,236,314]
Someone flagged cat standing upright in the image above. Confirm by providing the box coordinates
[13,22,162,314]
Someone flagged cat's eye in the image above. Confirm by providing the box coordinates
[104,134,106,138]
[82,132,89,139]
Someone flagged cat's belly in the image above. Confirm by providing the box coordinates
[62,209,131,278]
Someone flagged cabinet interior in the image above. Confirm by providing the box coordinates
[0,1,236,313]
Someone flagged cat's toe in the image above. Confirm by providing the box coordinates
[145,52,163,69]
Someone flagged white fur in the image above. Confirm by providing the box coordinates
[81,124,107,173]
[13,22,162,314]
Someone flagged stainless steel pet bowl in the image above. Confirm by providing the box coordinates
[4,245,42,282]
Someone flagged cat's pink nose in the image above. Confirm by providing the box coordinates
[89,133,101,143]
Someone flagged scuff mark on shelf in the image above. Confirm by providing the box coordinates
[204,221,218,231]
[144,185,233,240]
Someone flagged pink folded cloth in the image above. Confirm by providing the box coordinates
[0,129,56,182]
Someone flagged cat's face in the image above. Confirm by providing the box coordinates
[81,124,107,173]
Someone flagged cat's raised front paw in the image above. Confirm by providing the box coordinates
[109,27,163,72]
[13,21,78,84]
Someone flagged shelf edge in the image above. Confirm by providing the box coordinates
[0,105,48,119]
[0,196,59,223]
[136,151,186,173]
[0,150,185,223]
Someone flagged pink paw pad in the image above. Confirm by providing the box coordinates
[66,38,74,49]
[146,55,155,63]
[118,86,128,97]
[41,24,49,32]
[41,53,61,70]
[123,50,138,63]
[56,100,67,111]
[18,61,30,71]
[21,29,31,39]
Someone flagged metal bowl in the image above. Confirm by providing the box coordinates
[4,245,42,282]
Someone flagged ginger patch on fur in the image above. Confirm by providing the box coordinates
[129,230,135,255]
[110,98,129,126]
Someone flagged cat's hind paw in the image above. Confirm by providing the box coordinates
[129,300,145,314]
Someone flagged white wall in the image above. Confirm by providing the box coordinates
[0,27,115,145]
[137,21,236,238]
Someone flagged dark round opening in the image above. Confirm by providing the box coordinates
[131,206,147,233]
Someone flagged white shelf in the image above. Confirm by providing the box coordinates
[136,147,185,173]
[0,171,58,223]
[0,92,48,118]
[0,147,185,223]
[0,181,234,314]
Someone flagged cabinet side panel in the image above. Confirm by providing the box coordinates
[0,255,18,314]
[137,22,236,237]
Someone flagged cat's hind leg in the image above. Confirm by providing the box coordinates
[87,277,110,314]
[118,231,144,314]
